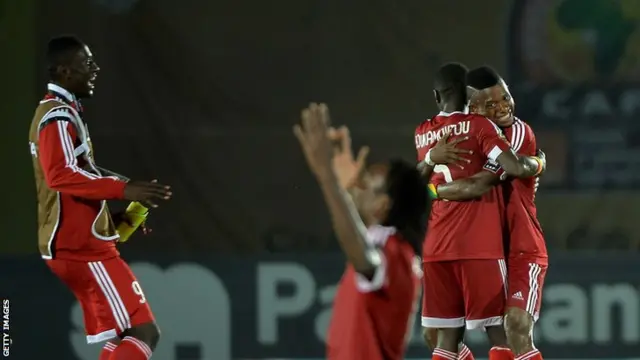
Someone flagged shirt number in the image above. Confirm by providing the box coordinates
[434,165,454,183]
[132,281,147,304]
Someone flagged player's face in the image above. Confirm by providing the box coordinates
[351,164,390,225]
[66,45,100,98]
[470,79,515,127]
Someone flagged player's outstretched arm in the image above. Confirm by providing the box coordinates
[434,171,499,200]
[294,103,378,277]
[95,166,129,181]
[495,150,545,178]
[39,120,127,200]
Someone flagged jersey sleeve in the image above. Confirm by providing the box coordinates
[475,116,512,161]
[509,120,537,156]
[38,116,127,200]
[482,120,537,178]
[354,226,396,293]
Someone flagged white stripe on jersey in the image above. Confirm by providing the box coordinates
[510,118,526,152]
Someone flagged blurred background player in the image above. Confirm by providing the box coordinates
[294,103,425,360]
[434,66,548,360]
[415,63,545,360]
[29,35,173,360]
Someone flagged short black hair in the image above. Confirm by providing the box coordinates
[433,62,469,101]
[467,66,501,90]
[47,35,85,79]
[382,159,429,255]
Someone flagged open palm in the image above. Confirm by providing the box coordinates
[328,126,369,189]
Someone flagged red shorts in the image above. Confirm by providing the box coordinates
[46,256,155,343]
[506,259,547,321]
[421,259,507,329]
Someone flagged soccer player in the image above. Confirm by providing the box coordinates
[414,63,545,360]
[28,36,172,360]
[434,66,548,360]
[294,103,425,360]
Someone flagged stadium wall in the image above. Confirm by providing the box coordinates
[1,253,638,359]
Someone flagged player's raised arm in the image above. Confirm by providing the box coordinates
[294,103,378,276]
[38,115,127,200]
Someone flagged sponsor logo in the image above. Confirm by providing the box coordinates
[512,291,524,301]
[508,0,640,84]
[508,0,640,120]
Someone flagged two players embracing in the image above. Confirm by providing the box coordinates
[416,64,548,360]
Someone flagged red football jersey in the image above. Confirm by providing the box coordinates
[29,84,126,261]
[415,111,512,262]
[493,118,548,263]
[326,225,421,360]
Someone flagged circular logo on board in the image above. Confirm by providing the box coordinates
[508,0,640,84]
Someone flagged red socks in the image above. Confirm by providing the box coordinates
[515,349,543,360]
[108,336,152,360]
[99,342,117,360]
[433,348,458,360]
[489,346,514,360]
[458,343,475,360]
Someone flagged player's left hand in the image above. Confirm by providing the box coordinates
[328,126,369,189]
[429,131,472,168]
[294,103,335,178]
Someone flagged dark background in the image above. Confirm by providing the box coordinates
[1,0,639,358]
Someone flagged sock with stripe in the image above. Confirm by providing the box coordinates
[109,336,152,360]
[99,342,117,360]
[489,346,515,360]
[515,349,542,360]
[458,343,475,360]
[433,348,458,360]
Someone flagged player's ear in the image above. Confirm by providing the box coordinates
[57,65,71,80]
[433,90,441,104]
[374,194,391,220]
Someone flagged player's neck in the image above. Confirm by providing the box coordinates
[440,103,467,114]
[362,215,380,228]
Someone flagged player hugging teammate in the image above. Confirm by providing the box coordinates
[415,63,548,360]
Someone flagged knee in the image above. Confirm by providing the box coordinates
[484,325,508,347]
[504,307,532,336]
[125,322,161,350]
[422,328,438,350]
[149,323,161,349]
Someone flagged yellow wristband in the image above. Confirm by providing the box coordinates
[427,184,438,200]
[532,157,543,176]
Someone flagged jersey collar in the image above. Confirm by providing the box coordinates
[47,83,83,113]
[47,83,77,105]
[438,106,469,117]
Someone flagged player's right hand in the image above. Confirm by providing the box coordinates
[429,131,472,168]
[123,180,172,208]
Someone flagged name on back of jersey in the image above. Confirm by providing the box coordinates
[415,121,470,149]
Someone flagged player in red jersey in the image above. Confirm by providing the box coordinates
[29,36,172,360]
[294,103,425,360]
[433,67,548,360]
[414,63,545,360]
